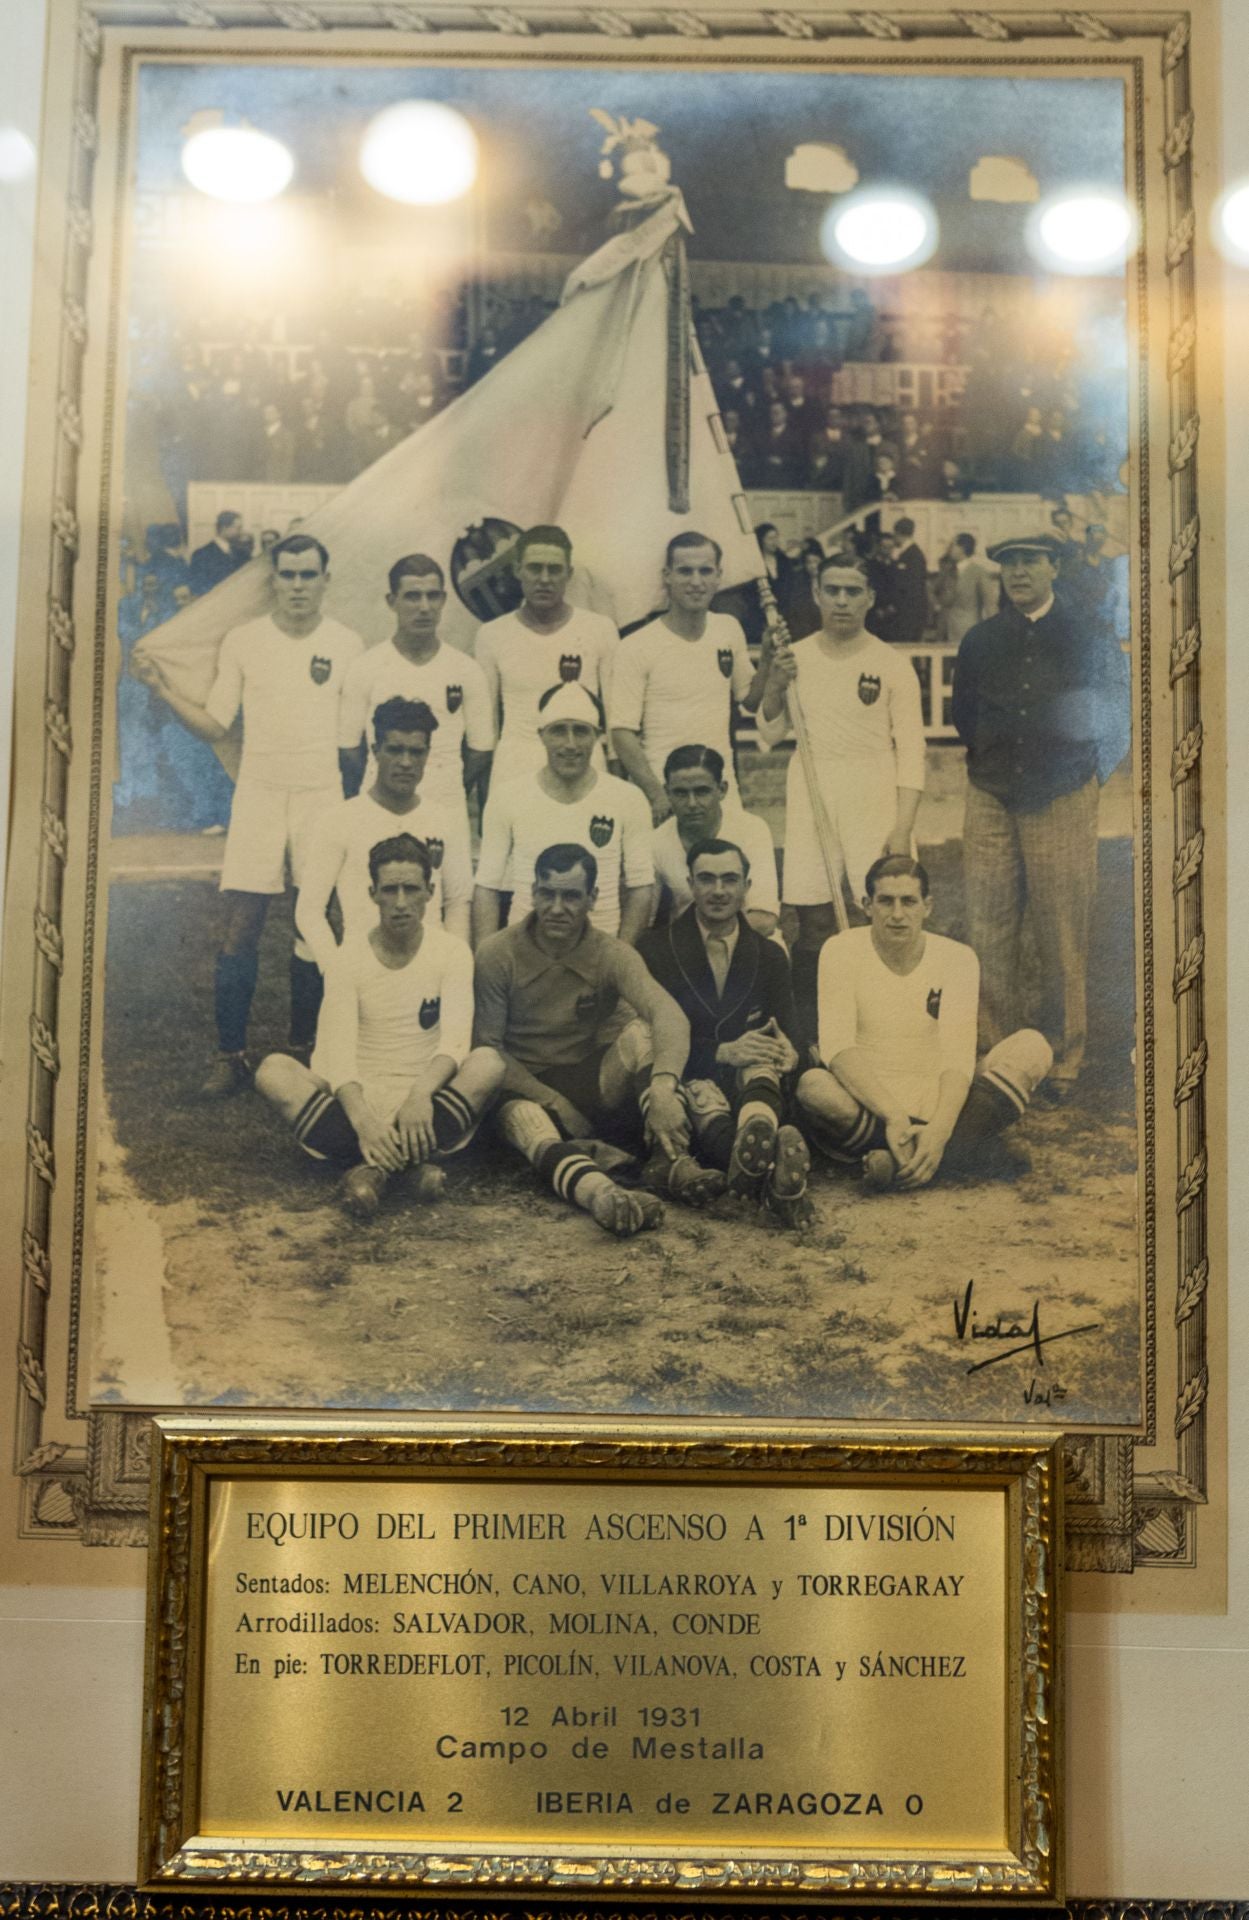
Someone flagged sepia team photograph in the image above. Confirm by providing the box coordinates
[90,56,1143,1432]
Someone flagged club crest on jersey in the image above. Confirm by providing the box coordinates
[309,655,332,686]
[445,683,463,713]
[559,653,583,682]
[717,647,734,679]
[423,836,444,871]
[858,672,882,706]
[419,996,441,1031]
[927,987,942,1020]
[589,813,614,848]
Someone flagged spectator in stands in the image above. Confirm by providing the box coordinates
[759,401,803,488]
[782,371,817,440]
[841,417,877,515]
[721,407,751,478]
[755,522,796,624]
[294,390,341,483]
[843,286,877,360]
[895,413,936,498]
[715,356,755,419]
[258,401,296,484]
[935,532,997,646]
[786,540,826,640]
[259,528,281,554]
[1008,404,1046,488]
[189,510,250,596]
[808,407,848,493]
[1049,506,1084,582]
[938,456,971,502]
[142,522,190,601]
[345,372,395,473]
[886,517,930,648]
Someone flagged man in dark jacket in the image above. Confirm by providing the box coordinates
[635,837,811,1226]
[953,531,1123,1096]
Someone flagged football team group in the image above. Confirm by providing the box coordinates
[134,516,1122,1234]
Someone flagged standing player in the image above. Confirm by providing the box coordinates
[651,745,780,939]
[472,682,654,945]
[474,524,620,788]
[337,553,494,837]
[257,833,504,1218]
[756,552,926,1019]
[796,855,1052,1188]
[134,533,362,1096]
[611,532,756,821]
[473,843,690,1238]
[296,696,474,971]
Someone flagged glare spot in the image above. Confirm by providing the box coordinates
[0,126,36,183]
[181,126,294,203]
[1028,190,1136,274]
[821,189,937,274]
[359,102,478,206]
[1213,180,1249,264]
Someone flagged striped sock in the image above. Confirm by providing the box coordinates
[432,1084,477,1153]
[536,1140,602,1205]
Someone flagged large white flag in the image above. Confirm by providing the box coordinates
[134,194,761,721]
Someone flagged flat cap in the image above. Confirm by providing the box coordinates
[986,532,1064,564]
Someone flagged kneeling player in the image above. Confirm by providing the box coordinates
[473,842,692,1238]
[636,837,810,1225]
[796,855,1052,1189]
[256,833,504,1217]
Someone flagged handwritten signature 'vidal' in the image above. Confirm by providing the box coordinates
[952,1280,1100,1375]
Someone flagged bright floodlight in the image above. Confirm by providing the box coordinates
[1214,180,1249,265]
[821,189,937,274]
[359,102,478,206]
[1029,190,1136,273]
[0,126,36,183]
[181,126,294,203]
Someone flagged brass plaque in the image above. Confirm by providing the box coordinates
[141,1419,1062,1901]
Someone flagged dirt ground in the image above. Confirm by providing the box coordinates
[95,834,1143,1431]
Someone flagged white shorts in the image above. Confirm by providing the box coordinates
[220,779,341,895]
[781,754,901,907]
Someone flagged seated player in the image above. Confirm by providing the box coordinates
[636,838,810,1226]
[651,744,780,938]
[296,695,473,970]
[473,842,692,1238]
[472,681,654,945]
[795,855,1053,1189]
[256,833,504,1218]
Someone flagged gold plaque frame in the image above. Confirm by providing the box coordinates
[139,1417,1063,1901]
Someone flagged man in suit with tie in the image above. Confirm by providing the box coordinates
[635,837,811,1227]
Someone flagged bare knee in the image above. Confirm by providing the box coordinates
[459,1045,506,1096]
[255,1052,303,1105]
[797,1066,854,1119]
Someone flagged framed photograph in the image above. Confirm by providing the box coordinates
[139,1416,1063,1900]
[0,0,1224,1606]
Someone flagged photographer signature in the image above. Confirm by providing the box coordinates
[952,1280,1099,1375]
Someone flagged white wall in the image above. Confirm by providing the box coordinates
[1,3,1247,1890]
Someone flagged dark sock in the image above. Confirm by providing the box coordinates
[535,1139,600,1202]
[944,1079,1019,1169]
[288,954,324,1049]
[214,949,259,1054]
[431,1084,476,1154]
[700,1113,737,1168]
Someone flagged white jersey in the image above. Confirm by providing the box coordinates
[473,606,619,784]
[817,927,979,1123]
[611,612,753,786]
[651,808,780,922]
[313,926,473,1123]
[205,613,363,790]
[475,768,654,935]
[295,790,474,970]
[756,630,926,790]
[337,639,494,807]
